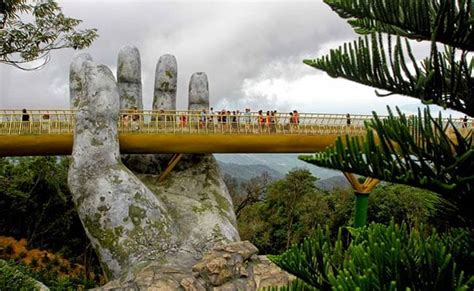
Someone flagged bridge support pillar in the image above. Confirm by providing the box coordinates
[159,153,183,182]
[343,172,379,228]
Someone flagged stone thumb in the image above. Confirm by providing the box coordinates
[72,61,121,169]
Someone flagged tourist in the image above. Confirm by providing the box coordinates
[123,114,130,129]
[266,111,271,132]
[258,110,264,132]
[270,111,276,133]
[226,111,231,132]
[20,109,30,134]
[293,110,299,125]
[132,106,139,121]
[21,109,30,122]
[179,112,187,128]
[244,108,251,132]
[157,109,165,130]
[236,110,241,132]
[232,111,238,132]
[41,113,50,133]
[346,113,351,126]
[462,115,468,128]
[200,109,207,129]
[288,112,294,132]
[131,106,140,131]
[209,107,215,126]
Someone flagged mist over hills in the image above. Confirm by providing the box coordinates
[215,154,350,190]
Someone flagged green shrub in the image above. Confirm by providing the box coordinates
[0,259,41,290]
[269,222,474,290]
[0,259,96,290]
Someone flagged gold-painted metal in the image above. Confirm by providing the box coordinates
[158,153,183,182]
[0,109,470,156]
[343,172,380,194]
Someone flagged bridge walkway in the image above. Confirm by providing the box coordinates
[0,110,469,156]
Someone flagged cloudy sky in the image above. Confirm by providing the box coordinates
[0,0,464,116]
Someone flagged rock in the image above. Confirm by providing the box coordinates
[188,72,209,110]
[69,51,239,281]
[253,256,296,289]
[69,53,93,109]
[153,54,178,110]
[98,241,293,290]
[68,60,177,279]
[117,45,143,109]
[192,241,258,286]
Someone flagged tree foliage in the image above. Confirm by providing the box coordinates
[270,222,474,290]
[302,0,474,227]
[0,0,98,70]
[0,157,97,267]
[233,169,440,254]
[302,108,473,224]
[304,0,473,115]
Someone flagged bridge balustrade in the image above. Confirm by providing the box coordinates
[0,110,470,136]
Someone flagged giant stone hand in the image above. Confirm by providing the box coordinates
[68,48,239,280]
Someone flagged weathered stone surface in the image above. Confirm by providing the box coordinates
[192,241,258,286]
[153,54,177,110]
[69,53,92,109]
[98,241,293,291]
[188,72,209,110]
[68,61,177,279]
[136,154,240,268]
[253,256,296,289]
[69,54,239,282]
[117,46,143,109]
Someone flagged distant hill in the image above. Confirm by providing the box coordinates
[315,176,351,191]
[215,154,352,192]
[217,162,283,183]
[214,154,341,180]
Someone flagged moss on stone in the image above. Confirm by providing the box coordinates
[191,201,213,214]
[160,82,170,91]
[91,137,104,146]
[98,205,110,213]
[83,214,127,276]
[111,175,123,185]
[128,205,146,226]
[211,190,231,212]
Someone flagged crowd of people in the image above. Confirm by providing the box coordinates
[16,108,473,134]
[174,108,304,132]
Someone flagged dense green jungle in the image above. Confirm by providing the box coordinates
[1,156,472,289]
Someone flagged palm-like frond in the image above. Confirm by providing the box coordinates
[304,34,473,116]
[324,0,474,51]
[301,108,474,222]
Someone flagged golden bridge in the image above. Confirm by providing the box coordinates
[0,110,468,157]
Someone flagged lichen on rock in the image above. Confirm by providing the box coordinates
[117,45,143,109]
[153,54,177,110]
[68,50,241,282]
[69,53,93,109]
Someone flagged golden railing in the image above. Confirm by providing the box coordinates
[0,109,471,136]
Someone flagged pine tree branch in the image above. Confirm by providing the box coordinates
[300,108,474,222]
[324,0,474,51]
[304,34,474,116]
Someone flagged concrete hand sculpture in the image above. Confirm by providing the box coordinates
[67,47,239,280]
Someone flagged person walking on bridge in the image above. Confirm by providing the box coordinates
[258,110,265,132]
[244,108,251,133]
[21,109,30,122]
[21,109,30,134]
[200,109,207,129]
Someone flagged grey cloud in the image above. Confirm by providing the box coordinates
[0,1,355,110]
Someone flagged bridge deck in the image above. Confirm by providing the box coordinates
[0,110,469,156]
